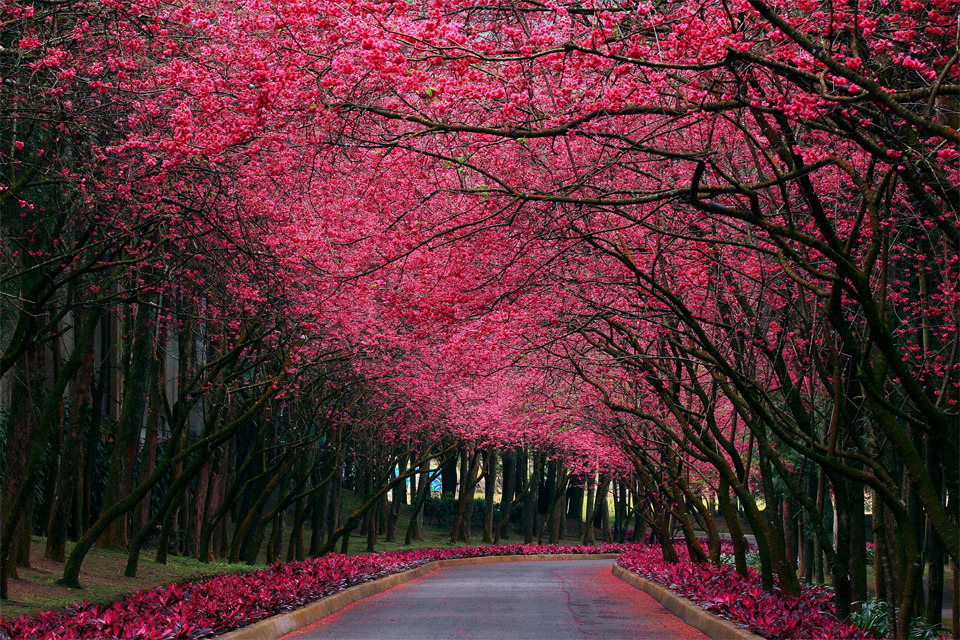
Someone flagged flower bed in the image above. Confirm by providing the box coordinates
[0,543,636,640]
[617,548,870,639]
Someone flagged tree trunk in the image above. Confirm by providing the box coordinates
[598,481,612,543]
[450,449,481,544]
[98,299,159,549]
[496,450,516,541]
[441,453,458,500]
[548,465,567,544]
[568,480,584,539]
[405,458,434,545]
[327,467,342,539]
[718,476,749,577]
[132,355,163,538]
[309,482,329,557]
[482,450,498,544]
[583,476,596,545]
[45,330,95,561]
[522,453,543,544]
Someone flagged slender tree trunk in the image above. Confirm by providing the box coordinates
[483,450,498,544]
[386,479,401,543]
[327,467,342,539]
[366,494,380,552]
[133,355,163,538]
[81,321,109,534]
[309,482,329,557]
[450,449,481,544]
[405,459,434,545]
[598,481,612,543]
[188,459,212,558]
[583,476,596,545]
[548,465,567,544]
[718,477,749,577]
[568,480,584,539]
[45,330,95,561]
[496,451,516,541]
[522,453,543,544]
[441,454,458,500]
[98,299,159,549]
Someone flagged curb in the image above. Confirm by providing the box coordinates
[612,564,764,640]
[219,553,621,640]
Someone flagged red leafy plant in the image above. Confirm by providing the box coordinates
[618,548,871,639]
[0,543,635,639]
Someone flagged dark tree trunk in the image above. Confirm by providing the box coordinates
[568,480,584,539]
[327,468,342,539]
[522,454,543,544]
[483,450,498,544]
[309,482,329,557]
[405,460,430,544]
[583,476,596,545]
[450,449,481,544]
[45,332,95,562]
[405,457,435,545]
[132,355,163,538]
[441,454,458,500]
[496,450,516,541]
[81,320,110,533]
[598,481,612,543]
[98,299,159,549]
[718,476,749,577]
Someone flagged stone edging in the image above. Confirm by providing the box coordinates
[219,553,621,640]
[611,564,765,640]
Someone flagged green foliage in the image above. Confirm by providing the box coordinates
[849,599,945,640]
[422,495,495,529]
[423,495,457,527]
[850,598,889,637]
[719,551,762,567]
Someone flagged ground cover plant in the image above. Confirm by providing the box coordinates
[0,544,635,639]
[618,549,871,639]
[849,599,947,640]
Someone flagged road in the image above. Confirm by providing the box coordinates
[280,559,709,640]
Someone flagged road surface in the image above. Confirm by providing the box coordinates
[280,559,710,640]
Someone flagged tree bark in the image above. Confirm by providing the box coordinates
[482,449,498,544]
[522,453,543,544]
[98,298,159,549]
[45,323,95,561]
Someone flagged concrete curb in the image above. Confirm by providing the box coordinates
[219,553,621,640]
[612,564,765,640]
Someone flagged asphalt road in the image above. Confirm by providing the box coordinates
[279,559,709,640]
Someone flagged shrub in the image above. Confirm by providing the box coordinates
[849,598,946,640]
